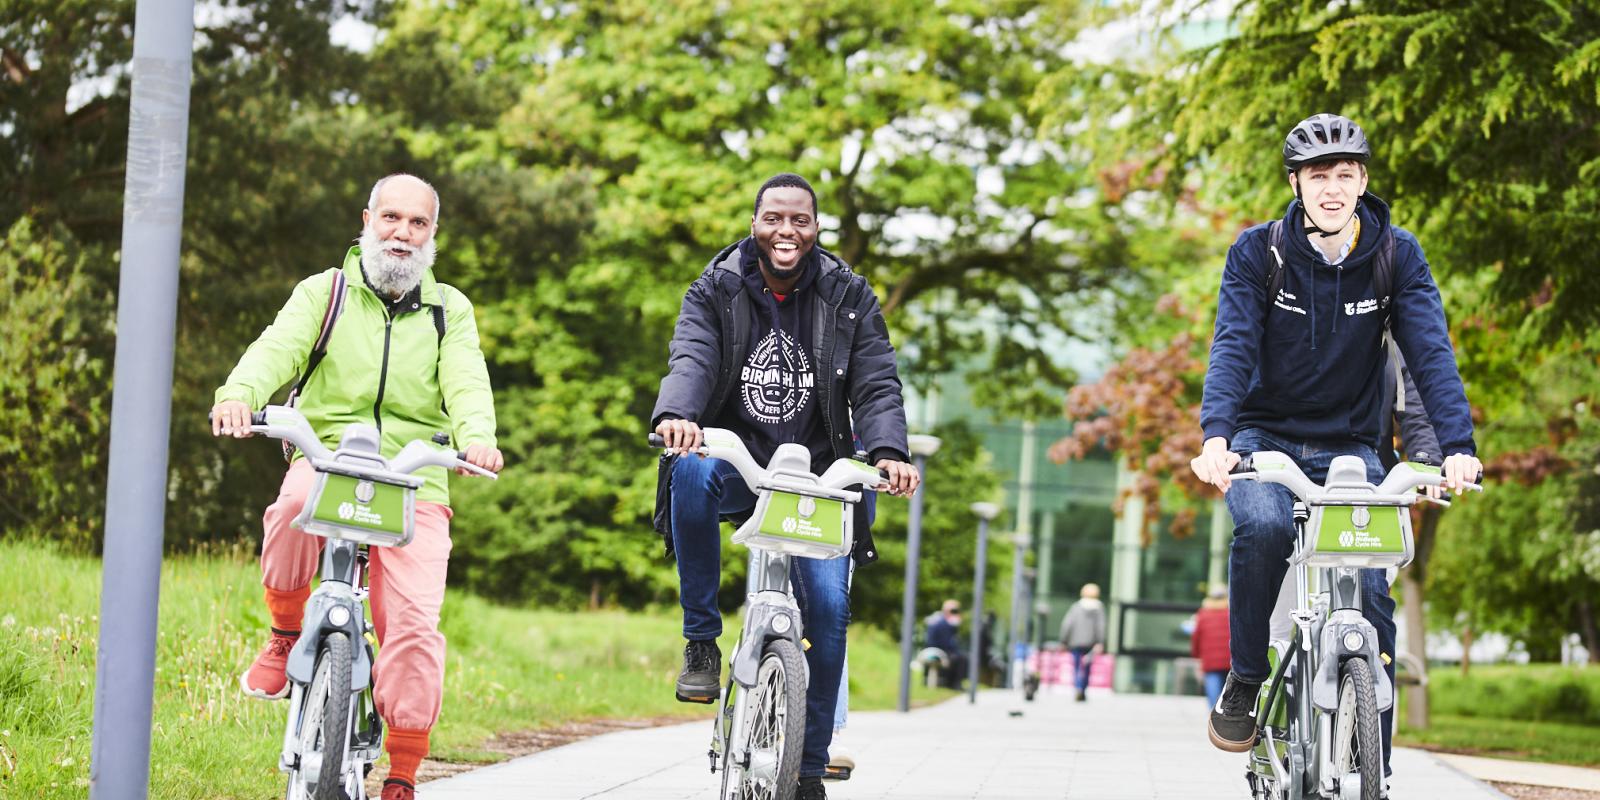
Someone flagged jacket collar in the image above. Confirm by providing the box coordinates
[713,240,851,305]
[342,245,443,307]
[1281,193,1392,270]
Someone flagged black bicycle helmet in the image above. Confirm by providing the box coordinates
[1283,113,1371,172]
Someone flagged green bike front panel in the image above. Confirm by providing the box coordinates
[293,470,416,547]
[1305,503,1413,569]
[733,490,854,560]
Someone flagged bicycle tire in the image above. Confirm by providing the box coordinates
[728,639,807,800]
[1333,658,1383,800]
[290,632,354,800]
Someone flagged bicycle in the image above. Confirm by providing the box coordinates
[1228,452,1479,800]
[649,429,885,800]
[219,405,496,800]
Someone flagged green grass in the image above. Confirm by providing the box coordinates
[0,540,952,799]
[1398,715,1600,768]
[1394,664,1600,768]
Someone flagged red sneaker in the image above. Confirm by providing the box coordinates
[238,628,298,700]
[381,779,415,800]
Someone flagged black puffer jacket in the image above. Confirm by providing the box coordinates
[650,240,910,565]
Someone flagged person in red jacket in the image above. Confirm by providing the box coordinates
[1190,585,1232,708]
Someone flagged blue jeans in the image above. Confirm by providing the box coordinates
[1203,669,1228,708]
[670,455,851,779]
[1069,647,1094,694]
[1225,427,1397,774]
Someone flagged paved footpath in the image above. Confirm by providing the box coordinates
[420,688,1508,799]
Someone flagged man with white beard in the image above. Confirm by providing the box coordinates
[211,173,502,800]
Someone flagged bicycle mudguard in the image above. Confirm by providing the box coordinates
[285,586,373,693]
[1311,609,1392,713]
[730,602,805,688]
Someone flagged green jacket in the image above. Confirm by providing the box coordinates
[216,247,497,505]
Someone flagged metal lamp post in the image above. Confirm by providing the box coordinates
[968,501,1000,704]
[89,1,195,798]
[1007,530,1032,688]
[896,433,942,713]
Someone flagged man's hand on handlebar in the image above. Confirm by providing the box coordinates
[1441,452,1483,495]
[655,417,704,456]
[459,443,504,476]
[876,459,920,497]
[211,400,255,438]
[1190,436,1242,493]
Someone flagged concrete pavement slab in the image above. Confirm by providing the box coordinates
[420,689,1509,799]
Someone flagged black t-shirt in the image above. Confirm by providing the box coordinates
[711,239,832,472]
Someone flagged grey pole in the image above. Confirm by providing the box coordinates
[1007,530,1030,688]
[968,502,999,704]
[897,434,942,713]
[88,1,195,798]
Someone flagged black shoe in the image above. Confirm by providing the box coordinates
[675,639,721,703]
[1075,690,1086,702]
[798,776,827,800]
[1207,671,1262,752]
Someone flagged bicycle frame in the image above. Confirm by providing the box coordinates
[715,546,808,783]
[220,404,496,800]
[651,430,884,797]
[1239,451,1477,800]
[279,539,381,788]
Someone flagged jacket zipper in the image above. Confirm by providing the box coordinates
[373,311,394,432]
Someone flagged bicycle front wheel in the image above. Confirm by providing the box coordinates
[728,638,807,800]
[1331,658,1383,800]
[287,632,354,800]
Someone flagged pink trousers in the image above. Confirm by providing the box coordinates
[260,460,454,731]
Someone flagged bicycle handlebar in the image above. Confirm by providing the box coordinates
[1228,450,1481,507]
[212,406,498,480]
[648,430,889,496]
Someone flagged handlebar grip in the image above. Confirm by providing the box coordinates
[648,434,666,448]
[1229,455,1254,474]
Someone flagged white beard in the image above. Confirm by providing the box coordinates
[359,225,436,298]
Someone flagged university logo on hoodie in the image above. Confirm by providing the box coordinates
[740,328,816,425]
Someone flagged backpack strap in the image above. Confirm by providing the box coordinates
[1374,228,1402,412]
[282,269,347,460]
[1265,220,1286,310]
[286,269,348,408]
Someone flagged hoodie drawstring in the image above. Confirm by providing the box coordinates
[1309,267,1317,351]
[1333,265,1343,335]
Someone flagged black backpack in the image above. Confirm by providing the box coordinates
[1263,219,1407,413]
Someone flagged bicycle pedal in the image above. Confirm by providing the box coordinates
[676,691,717,704]
[822,765,851,781]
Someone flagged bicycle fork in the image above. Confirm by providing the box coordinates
[279,541,377,776]
[712,550,808,775]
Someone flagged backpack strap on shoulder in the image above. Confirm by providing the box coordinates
[431,285,448,345]
[1374,228,1402,411]
[1264,220,1286,312]
[282,269,347,460]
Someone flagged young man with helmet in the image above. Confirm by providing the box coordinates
[1188,114,1483,782]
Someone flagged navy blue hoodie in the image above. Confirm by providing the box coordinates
[1200,195,1476,457]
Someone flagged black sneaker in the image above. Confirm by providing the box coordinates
[1207,671,1262,752]
[797,776,827,800]
[675,639,721,703]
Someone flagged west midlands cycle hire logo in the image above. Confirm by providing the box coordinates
[779,497,820,537]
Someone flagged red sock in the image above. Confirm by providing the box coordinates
[385,727,430,785]
[264,585,311,634]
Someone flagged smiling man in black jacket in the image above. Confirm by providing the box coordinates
[651,173,918,800]
[1188,115,1483,782]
